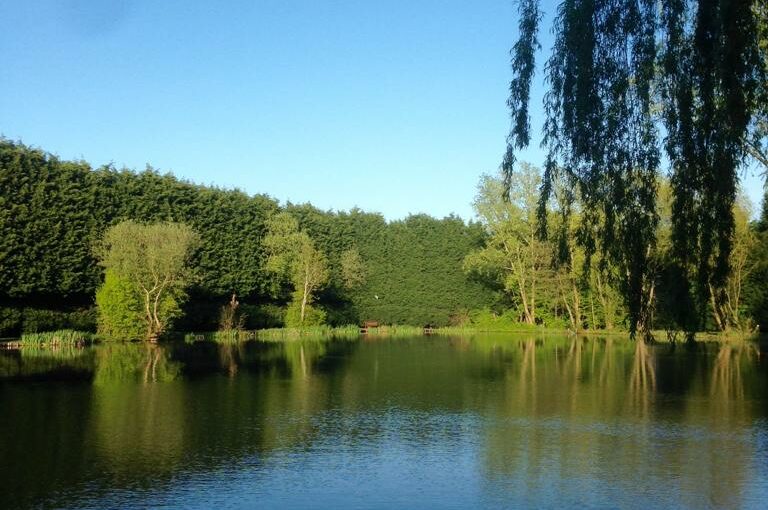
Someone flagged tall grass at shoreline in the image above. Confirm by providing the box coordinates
[3,326,759,348]
[18,330,94,346]
[182,324,764,344]
[186,324,438,343]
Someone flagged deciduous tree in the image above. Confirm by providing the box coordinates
[264,213,330,325]
[465,164,553,325]
[96,220,198,341]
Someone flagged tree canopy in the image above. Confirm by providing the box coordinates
[504,0,765,338]
[96,221,198,340]
[0,140,493,334]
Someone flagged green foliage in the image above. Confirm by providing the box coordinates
[465,165,553,325]
[95,270,146,341]
[0,307,22,337]
[1,140,496,329]
[95,269,184,342]
[96,220,196,340]
[19,329,93,346]
[240,303,285,329]
[663,0,763,332]
[468,309,523,330]
[285,294,327,327]
[503,1,763,339]
[502,0,541,192]
[282,204,497,326]
[20,307,97,334]
[0,306,97,337]
[264,212,330,325]
[340,248,366,289]
[0,139,279,303]
[744,193,768,330]
[0,143,102,298]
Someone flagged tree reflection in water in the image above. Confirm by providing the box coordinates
[1,335,766,509]
[629,340,656,417]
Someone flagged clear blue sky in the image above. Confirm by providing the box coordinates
[1,0,764,220]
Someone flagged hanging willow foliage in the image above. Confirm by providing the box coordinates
[504,0,763,339]
[503,0,542,192]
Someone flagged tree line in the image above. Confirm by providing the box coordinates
[465,163,768,335]
[0,139,494,338]
[2,138,767,341]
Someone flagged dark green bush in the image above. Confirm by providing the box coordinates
[241,303,285,329]
[0,307,22,337]
[20,307,97,334]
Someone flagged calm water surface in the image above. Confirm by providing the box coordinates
[1,335,767,509]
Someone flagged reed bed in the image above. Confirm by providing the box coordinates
[18,329,94,347]
[184,330,258,343]
[185,324,473,343]
[256,326,358,341]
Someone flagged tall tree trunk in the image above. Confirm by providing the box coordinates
[142,288,156,341]
[709,283,726,331]
[519,284,534,324]
[596,272,614,330]
[300,271,309,324]
[572,282,581,332]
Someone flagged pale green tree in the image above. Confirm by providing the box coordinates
[464,163,552,324]
[550,201,585,331]
[709,194,759,332]
[264,213,329,326]
[95,220,198,341]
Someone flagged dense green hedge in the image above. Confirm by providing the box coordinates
[284,204,497,326]
[0,306,97,337]
[0,140,279,302]
[0,140,496,334]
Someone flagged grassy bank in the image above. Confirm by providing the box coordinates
[182,324,765,344]
[2,325,760,349]
[15,330,94,347]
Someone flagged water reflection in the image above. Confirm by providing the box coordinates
[0,336,766,509]
[629,340,656,416]
[94,343,182,384]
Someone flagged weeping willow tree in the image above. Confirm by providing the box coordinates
[747,1,768,175]
[504,0,763,339]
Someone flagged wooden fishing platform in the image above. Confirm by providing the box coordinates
[359,320,380,334]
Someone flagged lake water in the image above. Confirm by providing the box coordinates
[1,335,767,509]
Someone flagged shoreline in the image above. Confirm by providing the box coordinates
[1,326,764,348]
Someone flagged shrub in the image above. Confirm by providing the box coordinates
[0,307,22,337]
[20,308,67,333]
[285,300,326,327]
[21,307,98,334]
[241,303,285,329]
[66,308,98,331]
[95,270,146,341]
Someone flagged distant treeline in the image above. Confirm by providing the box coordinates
[0,140,495,336]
